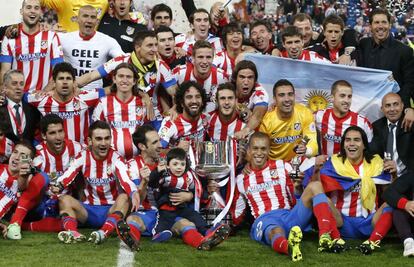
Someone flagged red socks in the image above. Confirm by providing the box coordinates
[127,221,142,242]
[22,217,63,232]
[62,215,78,231]
[182,227,204,248]
[10,174,47,225]
[369,208,393,242]
[312,194,333,236]
[271,234,288,255]
[101,212,123,237]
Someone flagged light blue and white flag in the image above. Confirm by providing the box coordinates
[244,54,400,122]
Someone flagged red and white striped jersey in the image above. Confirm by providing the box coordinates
[92,95,146,160]
[0,165,18,219]
[33,139,85,180]
[173,63,229,112]
[0,137,14,164]
[315,108,373,156]
[175,33,224,58]
[128,155,159,210]
[236,160,296,219]
[280,50,332,64]
[207,111,245,141]
[0,27,63,92]
[237,83,269,110]
[97,55,176,120]
[25,89,105,144]
[57,149,137,205]
[213,50,236,76]
[328,164,376,218]
[158,114,208,148]
[162,171,197,191]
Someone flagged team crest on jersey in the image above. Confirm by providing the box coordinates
[126,26,135,35]
[73,99,80,110]
[159,127,169,139]
[270,169,278,179]
[294,123,301,131]
[41,40,48,50]
[136,106,144,115]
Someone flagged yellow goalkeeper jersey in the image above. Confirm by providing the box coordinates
[259,103,318,161]
[41,0,109,32]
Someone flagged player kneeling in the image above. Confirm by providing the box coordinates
[237,132,345,261]
[51,121,140,244]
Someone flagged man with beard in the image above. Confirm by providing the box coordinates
[279,26,330,63]
[311,15,358,64]
[232,60,269,140]
[315,80,372,156]
[58,5,124,91]
[175,8,224,59]
[158,81,208,152]
[259,79,318,161]
[117,125,193,249]
[358,8,414,133]
[53,121,139,244]
[0,0,63,92]
[173,41,228,113]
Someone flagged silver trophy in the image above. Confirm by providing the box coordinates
[195,140,232,226]
[290,136,310,180]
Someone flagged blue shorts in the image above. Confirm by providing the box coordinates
[81,203,111,228]
[130,210,158,236]
[340,214,374,239]
[250,199,313,245]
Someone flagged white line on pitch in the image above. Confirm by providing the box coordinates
[117,241,136,267]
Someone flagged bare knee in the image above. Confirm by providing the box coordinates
[267,227,285,242]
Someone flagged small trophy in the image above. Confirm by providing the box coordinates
[236,103,249,121]
[290,136,310,180]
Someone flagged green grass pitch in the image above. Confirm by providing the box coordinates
[0,230,412,267]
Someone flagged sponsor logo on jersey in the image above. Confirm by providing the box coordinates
[17,52,48,62]
[86,176,116,186]
[0,180,18,202]
[246,179,280,194]
[273,135,301,144]
[323,133,341,143]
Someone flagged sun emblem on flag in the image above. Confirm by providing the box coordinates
[304,90,331,112]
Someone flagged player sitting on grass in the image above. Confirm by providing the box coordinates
[305,126,393,255]
[237,132,345,261]
[3,141,49,240]
[148,147,230,250]
[52,121,140,244]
